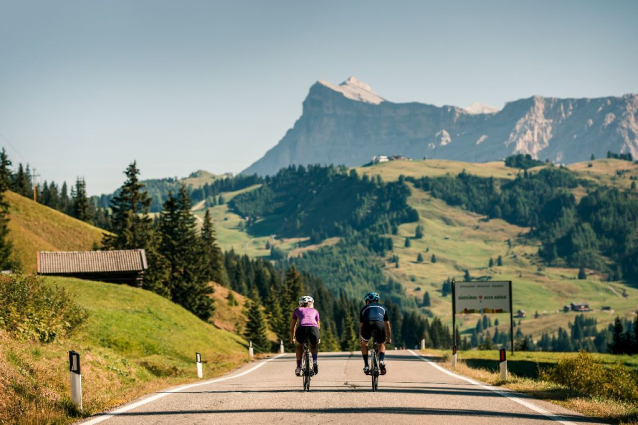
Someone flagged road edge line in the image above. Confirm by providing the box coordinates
[81,353,286,424]
[407,350,577,425]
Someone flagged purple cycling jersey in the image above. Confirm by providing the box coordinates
[292,307,320,327]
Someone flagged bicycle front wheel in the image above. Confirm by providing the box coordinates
[303,352,311,391]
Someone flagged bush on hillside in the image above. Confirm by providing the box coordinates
[0,274,88,342]
[540,351,638,402]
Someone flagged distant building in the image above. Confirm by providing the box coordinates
[37,249,148,287]
[570,302,590,312]
[372,155,389,164]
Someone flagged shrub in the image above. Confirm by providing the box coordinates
[0,274,88,342]
[540,351,638,402]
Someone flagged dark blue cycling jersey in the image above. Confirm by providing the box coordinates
[360,302,389,323]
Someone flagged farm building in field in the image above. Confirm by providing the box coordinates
[37,249,147,286]
[570,302,590,312]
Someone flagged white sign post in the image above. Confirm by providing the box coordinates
[69,351,82,411]
[499,348,508,380]
[280,340,284,354]
[249,341,254,360]
[452,280,514,357]
[196,352,203,379]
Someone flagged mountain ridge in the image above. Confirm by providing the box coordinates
[242,77,638,176]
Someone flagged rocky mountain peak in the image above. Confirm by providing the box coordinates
[316,76,384,105]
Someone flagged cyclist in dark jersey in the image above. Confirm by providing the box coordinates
[290,295,321,376]
[359,292,392,375]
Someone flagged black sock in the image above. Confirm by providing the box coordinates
[363,354,369,366]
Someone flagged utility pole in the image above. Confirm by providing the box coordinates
[32,168,40,202]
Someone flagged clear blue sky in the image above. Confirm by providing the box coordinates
[1,0,636,195]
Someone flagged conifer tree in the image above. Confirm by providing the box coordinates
[415,224,424,239]
[0,149,13,270]
[60,182,71,214]
[417,253,424,263]
[201,209,227,284]
[431,254,437,263]
[489,258,494,267]
[319,323,340,352]
[244,299,270,353]
[72,178,92,223]
[422,291,431,307]
[13,163,31,197]
[340,316,359,351]
[282,265,304,318]
[578,267,586,280]
[497,255,503,266]
[404,237,411,248]
[158,186,214,320]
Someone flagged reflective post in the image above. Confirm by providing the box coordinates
[499,348,507,380]
[451,344,457,368]
[69,351,82,411]
[420,338,425,350]
[280,340,284,354]
[249,341,254,359]
[196,352,203,379]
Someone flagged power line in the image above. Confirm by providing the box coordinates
[0,132,28,163]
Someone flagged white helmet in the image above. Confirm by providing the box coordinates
[298,295,314,306]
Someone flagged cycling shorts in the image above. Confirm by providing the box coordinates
[361,320,386,343]
[295,326,320,345]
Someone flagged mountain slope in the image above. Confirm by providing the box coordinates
[6,191,105,272]
[243,77,638,176]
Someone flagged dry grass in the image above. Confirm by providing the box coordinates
[423,349,638,424]
[6,191,105,273]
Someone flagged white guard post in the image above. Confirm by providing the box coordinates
[420,338,425,350]
[499,348,508,380]
[451,345,457,368]
[280,340,284,354]
[249,341,254,359]
[196,352,203,379]
[69,351,82,411]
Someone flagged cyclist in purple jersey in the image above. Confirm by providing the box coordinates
[290,295,321,376]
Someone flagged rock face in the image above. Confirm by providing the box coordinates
[242,77,638,175]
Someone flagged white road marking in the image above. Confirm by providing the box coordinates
[408,350,577,425]
[81,354,286,425]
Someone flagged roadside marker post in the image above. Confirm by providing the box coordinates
[196,352,203,379]
[69,351,82,411]
[280,340,284,354]
[249,341,254,360]
[452,345,457,368]
[420,338,425,350]
[499,348,508,380]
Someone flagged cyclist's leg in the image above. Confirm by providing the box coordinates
[294,327,304,374]
[360,321,372,372]
[372,321,387,373]
[309,327,320,374]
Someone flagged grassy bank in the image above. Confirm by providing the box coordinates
[422,349,638,424]
[1,276,248,424]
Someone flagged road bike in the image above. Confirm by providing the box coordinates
[300,339,314,391]
[370,340,380,392]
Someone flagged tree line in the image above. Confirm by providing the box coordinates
[407,165,638,281]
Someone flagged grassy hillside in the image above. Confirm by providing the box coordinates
[1,276,248,424]
[6,191,105,273]
[203,159,638,341]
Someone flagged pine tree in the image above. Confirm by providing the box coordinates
[404,237,411,248]
[578,267,587,280]
[320,323,341,352]
[464,269,471,281]
[158,186,214,320]
[489,258,494,267]
[431,254,437,263]
[0,148,13,270]
[611,317,626,354]
[244,299,270,353]
[201,209,227,284]
[497,255,503,266]
[13,163,31,197]
[422,291,431,307]
[282,265,305,319]
[340,316,359,351]
[417,253,424,263]
[72,178,92,223]
[415,224,424,239]
[60,182,71,215]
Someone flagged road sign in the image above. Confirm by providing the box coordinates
[454,281,512,314]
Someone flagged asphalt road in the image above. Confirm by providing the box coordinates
[82,350,602,425]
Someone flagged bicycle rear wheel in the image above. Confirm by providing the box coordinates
[303,352,311,391]
[371,350,379,392]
